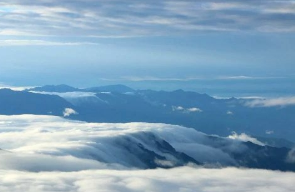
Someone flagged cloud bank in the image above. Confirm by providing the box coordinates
[0,115,294,191]
[0,115,241,168]
[0,167,295,192]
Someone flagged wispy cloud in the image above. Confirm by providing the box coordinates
[119,76,204,82]
[0,40,97,46]
[228,132,265,146]
[217,76,255,80]
[172,106,203,113]
[0,0,295,39]
[101,75,286,82]
[227,111,233,115]
[287,148,295,163]
[217,76,286,80]
[245,97,295,107]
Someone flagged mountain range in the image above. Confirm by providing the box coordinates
[25,84,295,143]
[0,85,295,172]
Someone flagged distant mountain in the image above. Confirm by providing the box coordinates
[27,84,79,93]
[5,85,295,142]
[0,89,74,116]
[255,137,295,148]
[84,84,134,93]
[105,132,200,169]
[232,141,295,171]
[70,89,295,142]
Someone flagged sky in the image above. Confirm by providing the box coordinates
[0,0,295,90]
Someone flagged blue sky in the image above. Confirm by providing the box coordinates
[0,0,295,87]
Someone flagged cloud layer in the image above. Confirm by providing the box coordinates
[0,167,295,192]
[0,115,240,168]
[1,0,295,39]
[0,115,294,191]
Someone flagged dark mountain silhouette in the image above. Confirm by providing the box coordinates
[4,85,295,142]
[66,89,295,142]
[0,89,74,116]
[1,87,295,171]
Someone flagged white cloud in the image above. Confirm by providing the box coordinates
[0,115,237,167]
[29,91,109,106]
[228,132,265,146]
[120,76,203,82]
[172,106,202,113]
[0,115,294,191]
[154,158,175,167]
[0,167,294,192]
[187,108,202,112]
[227,111,233,115]
[63,108,78,117]
[172,106,184,111]
[0,29,40,36]
[217,75,254,80]
[245,97,295,107]
[102,75,284,82]
[30,91,97,98]
[0,152,121,172]
[0,40,97,46]
[0,84,34,91]
[238,96,265,100]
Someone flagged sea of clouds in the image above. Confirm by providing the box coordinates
[0,115,294,192]
[1,167,295,192]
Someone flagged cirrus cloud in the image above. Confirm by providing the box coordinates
[0,0,295,39]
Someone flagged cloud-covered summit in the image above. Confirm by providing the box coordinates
[0,114,295,172]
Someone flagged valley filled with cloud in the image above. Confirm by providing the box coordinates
[0,114,294,191]
[1,0,295,191]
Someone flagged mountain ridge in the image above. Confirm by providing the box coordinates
[3,85,295,142]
